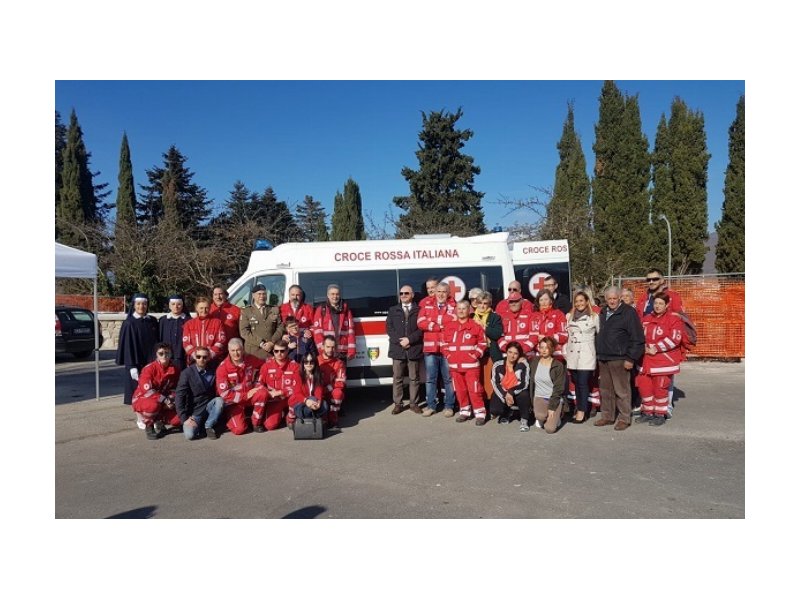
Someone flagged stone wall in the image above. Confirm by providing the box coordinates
[99,313,171,350]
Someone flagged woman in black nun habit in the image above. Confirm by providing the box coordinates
[116,292,159,406]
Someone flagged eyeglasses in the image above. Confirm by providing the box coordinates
[508,288,520,292]
[645,277,662,282]
[157,351,171,356]
[304,360,316,365]
[273,349,287,354]
[469,297,479,301]
[195,355,210,360]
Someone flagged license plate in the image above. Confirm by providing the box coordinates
[74,327,91,335]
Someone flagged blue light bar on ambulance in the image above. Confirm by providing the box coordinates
[253,239,274,251]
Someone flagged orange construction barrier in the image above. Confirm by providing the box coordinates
[56,294,125,312]
[620,275,744,360]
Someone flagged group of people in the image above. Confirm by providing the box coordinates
[116,283,354,440]
[116,267,688,441]
[387,269,688,433]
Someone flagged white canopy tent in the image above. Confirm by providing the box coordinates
[55,242,100,401]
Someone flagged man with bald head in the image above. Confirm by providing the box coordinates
[386,284,423,414]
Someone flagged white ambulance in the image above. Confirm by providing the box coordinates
[227,233,570,387]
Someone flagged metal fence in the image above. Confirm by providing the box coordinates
[616,273,744,359]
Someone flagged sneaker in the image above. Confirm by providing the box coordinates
[154,421,165,436]
[498,417,509,425]
[254,424,266,433]
[635,414,653,424]
[533,420,543,429]
[455,414,469,423]
[665,407,673,420]
[136,414,146,430]
[649,416,667,427]
[206,427,218,440]
[443,408,455,418]
[145,424,158,440]
[520,422,530,432]
[475,418,486,426]
[287,423,294,431]
[422,407,435,417]
[631,405,642,416]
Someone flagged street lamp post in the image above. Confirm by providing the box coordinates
[658,213,672,278]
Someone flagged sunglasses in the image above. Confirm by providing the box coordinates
[645,277,662,282]
[304,360,316,365]
[195,355,210,360]
[273,349,287,354]
[508,288,520,292]
[157,351,171,356]
[399,292,412,295]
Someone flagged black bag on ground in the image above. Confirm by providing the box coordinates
[293,417,326,440]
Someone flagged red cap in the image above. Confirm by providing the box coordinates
[508,292,523,302]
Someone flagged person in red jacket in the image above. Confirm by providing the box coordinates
[498,291,536,357]
[281,285,315,332]
[318,335,347,428]
[417,281,457,417]
[636,268,684,318]
[215,338,264,435]
[635,292,684,427]
[495,280,535,319]
[313,284,356,362]
[183,296,227,368]
[132,342,182,440]
[210,285,241,344]
[443,300,488,425]
[291,352,328,424]
[532,290,568,359]
[418,277,440,311]
[251,339,301,431]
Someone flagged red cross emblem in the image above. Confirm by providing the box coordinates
[442,276,466,301]
[529,272,551,297]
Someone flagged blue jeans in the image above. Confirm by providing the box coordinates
[295,401,329,419]
[182,396,224,440]
[424,353,455,410]
[569,369,592,413]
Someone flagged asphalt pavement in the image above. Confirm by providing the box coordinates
[55,352,744,518]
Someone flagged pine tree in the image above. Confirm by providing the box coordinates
[255,187,302,245]
[137,145,211,230]
[652,98,710,275]
[541,103,593,287]
[115,132,136,233]
[393,108,486,238]
[592,82,652,283]
[161,169,181,227]
[715,95,745,274]
[296,195,329,241]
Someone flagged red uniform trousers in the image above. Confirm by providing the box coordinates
[132,396,181,427]
[450,368,486,418]
[635,373,672,417]
[250,388,289,430]
[221,399,250,435]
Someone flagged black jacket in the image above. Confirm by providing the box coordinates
[595,303,644,362]
[175,364,219,423]
[553,292,572,314]
[385,303,423,361]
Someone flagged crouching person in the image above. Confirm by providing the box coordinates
[216,338,263,435]
[132,342,181,441]
[174,345,224,440]
[318,335,346,428]
[291,352,328,425]
[251,339,300,432]
[529,336,566,434]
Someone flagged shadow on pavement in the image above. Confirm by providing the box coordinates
[337,386,393,428]
[106,505,158,519]
[282,505,327,519]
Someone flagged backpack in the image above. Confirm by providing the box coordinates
[674,311,697,349]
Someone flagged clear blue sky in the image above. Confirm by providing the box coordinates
[55,80,743,234]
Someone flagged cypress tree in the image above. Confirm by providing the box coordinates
[296,194,329,242]
[541,103,592,286]
[55,111,67,212]
[652,98,710,275]
[138,145,210,230]
[592,81,652,282]
[57,110,91,246]
[344,178,366,240]
[393,108,486,238]
[115,132,136,233]
[715,95,745,274]
[330,189,349,240]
